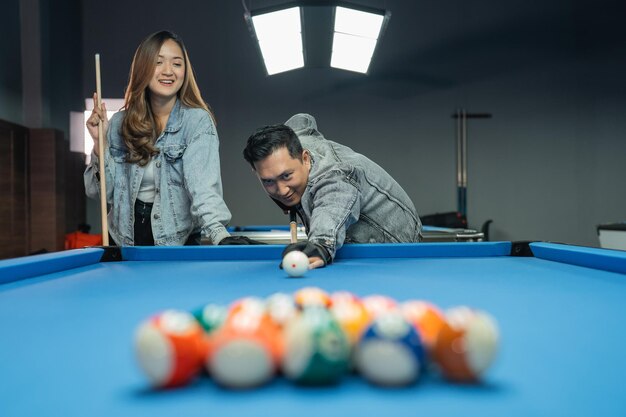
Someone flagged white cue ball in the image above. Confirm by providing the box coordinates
[282,250,309,277]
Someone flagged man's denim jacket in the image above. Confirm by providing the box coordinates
[285,113,422,260]
[84,100,231,246]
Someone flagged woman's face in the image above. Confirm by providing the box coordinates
[148,39,185,102]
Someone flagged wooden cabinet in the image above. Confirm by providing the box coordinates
[29,129,66,253]
[65,151,87,241]
[0,120,87,259]
[0,120,30,259]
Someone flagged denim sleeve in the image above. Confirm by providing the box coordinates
[307,168,361,260]
[83,126,116,204]
[183,119,232,245]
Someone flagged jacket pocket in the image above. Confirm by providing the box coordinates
[162,144,187,186]
[109,145,128,163]
[163,144,186,162]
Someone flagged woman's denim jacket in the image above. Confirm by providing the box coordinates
[285,114,422,261]
[84,100,231,245]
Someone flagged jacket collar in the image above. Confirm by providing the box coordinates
[163,98,183,133]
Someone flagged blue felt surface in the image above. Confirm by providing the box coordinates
[1,245,626,416]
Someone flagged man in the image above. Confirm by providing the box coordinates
[243,113,422,269]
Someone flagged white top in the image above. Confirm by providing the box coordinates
[137,159,156,203]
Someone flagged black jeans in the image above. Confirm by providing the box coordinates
[109,200,200,246]
[134,200,155,246]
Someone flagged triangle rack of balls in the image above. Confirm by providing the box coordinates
[134,287,499,389]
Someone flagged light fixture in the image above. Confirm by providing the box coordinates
[243,1,390,75]
[246,6,305,75]
[331,5,388,73]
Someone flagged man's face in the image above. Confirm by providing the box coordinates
[253,147,311,207]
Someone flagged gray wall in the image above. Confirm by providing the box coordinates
[60,0,626,246]
[1,0,83,132]
[40,0,84,134]
[0,0,23,124]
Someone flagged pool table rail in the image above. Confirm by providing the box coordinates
[2,241,625,286]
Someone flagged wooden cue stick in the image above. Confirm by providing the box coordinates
[95,54,109,246]
[289,209,297,244]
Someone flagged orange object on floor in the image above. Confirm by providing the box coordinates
[65,232,103,249]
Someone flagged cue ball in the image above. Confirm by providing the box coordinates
[282,251,309,277]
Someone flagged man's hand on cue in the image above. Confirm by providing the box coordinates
[282,241,331,269]
[308,257,325,270]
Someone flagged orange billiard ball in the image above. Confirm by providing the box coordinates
[432,306,499,382]
[401,300,447,352]
[294,287,332,309]
[329,292,372,347]
[134,310,208,388]
[208,307,283,388]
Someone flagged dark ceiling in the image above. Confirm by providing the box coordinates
[83,0,626,105]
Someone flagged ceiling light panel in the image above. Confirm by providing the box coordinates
[251,7,304,75]
[331,6,385,74]
[334,6,384,39]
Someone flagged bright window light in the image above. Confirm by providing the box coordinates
[82,109,118,162]
[331,6,385,74]
[70,98,124,164]
[251,7,304,75]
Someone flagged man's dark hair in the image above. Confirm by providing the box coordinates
[243,124,304,169]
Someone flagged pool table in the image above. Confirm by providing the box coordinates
[1,242,626,417]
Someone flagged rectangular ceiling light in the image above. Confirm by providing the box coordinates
[331,6,385,74]
[251,7,304,75]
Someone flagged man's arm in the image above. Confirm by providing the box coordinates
[303,167,362,264]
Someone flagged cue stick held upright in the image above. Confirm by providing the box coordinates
[95,54,109,246]
[289,209,297,244]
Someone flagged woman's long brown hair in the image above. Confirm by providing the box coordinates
[121,31,214,166]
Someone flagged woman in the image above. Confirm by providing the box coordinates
[85,31,235,246]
